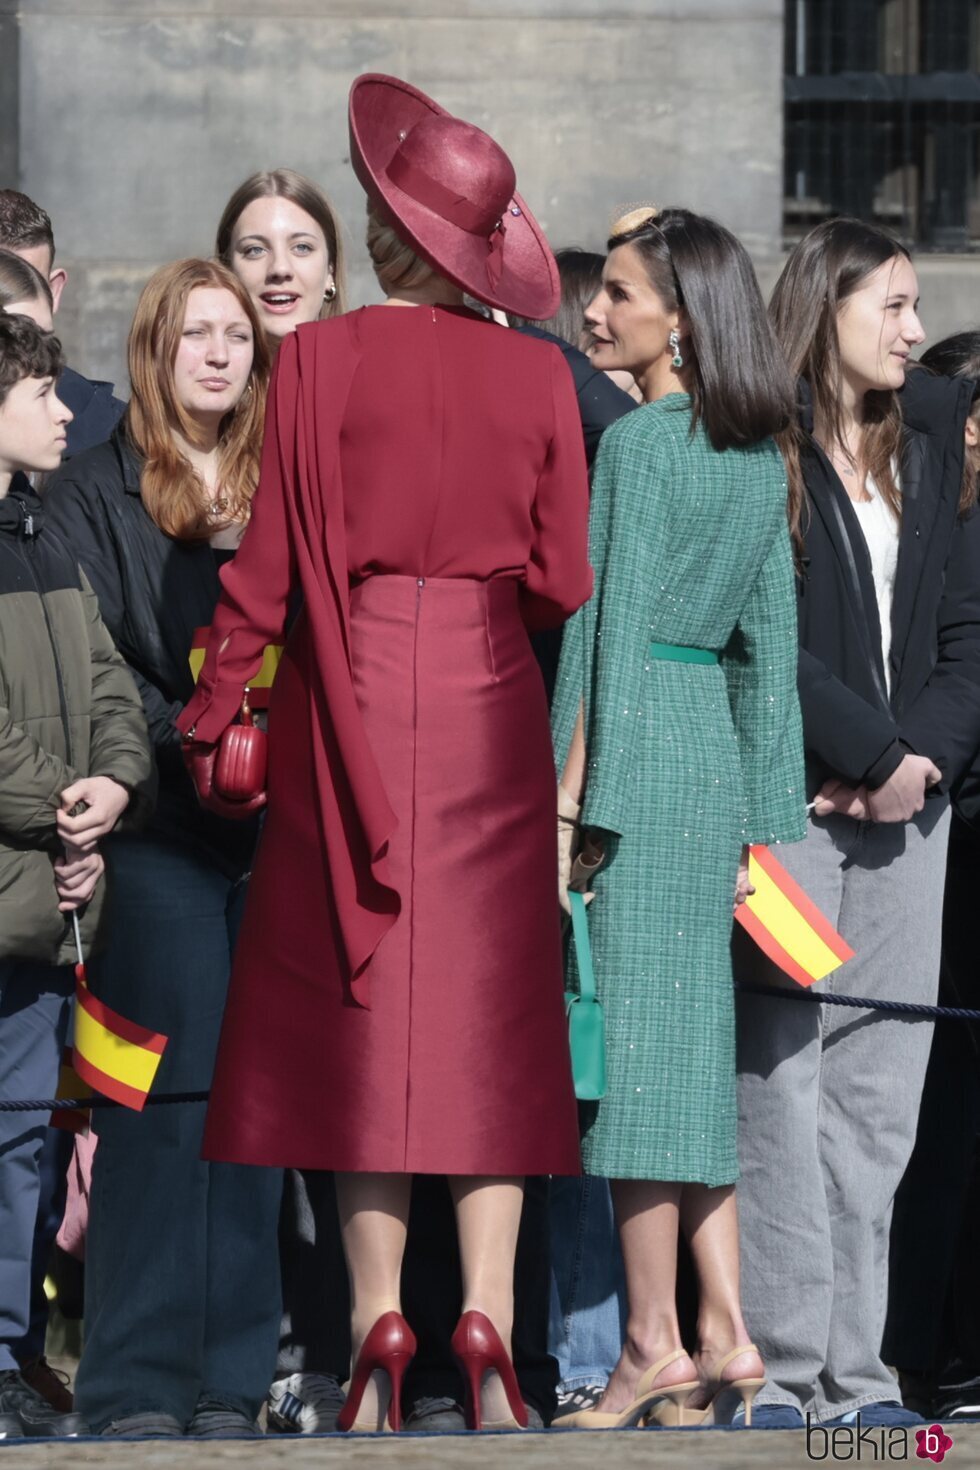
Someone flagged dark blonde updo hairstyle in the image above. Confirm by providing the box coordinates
[216,168,347,317]
[366,200,437,295]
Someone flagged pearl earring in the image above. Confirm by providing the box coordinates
[669,329,683,368]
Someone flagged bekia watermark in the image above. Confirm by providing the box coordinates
[805,1413,954,1462]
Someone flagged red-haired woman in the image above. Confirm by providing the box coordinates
[44,259,281,1440]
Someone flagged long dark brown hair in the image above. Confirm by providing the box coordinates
[607,206,795,451]
[920,330,980,511]
[216,168,347,318]
[770,218,910,547]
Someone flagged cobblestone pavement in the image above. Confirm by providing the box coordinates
[6,1425,980,1469]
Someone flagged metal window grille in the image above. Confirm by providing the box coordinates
[784,0,980,251]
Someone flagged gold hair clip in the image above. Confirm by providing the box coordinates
[609,204,660,239]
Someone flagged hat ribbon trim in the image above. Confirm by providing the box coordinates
[385,152,509,288]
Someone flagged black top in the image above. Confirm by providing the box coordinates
[797,367,980,799]
[58,366,126,460]
[42,424,257,875]
[517,325,635,701]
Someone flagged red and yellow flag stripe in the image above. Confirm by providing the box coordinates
[735,843,854,987]
[72,968,168,1112]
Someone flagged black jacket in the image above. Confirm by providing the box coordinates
[42,425,257,875]
[58,366,126,459]
[518,326,635,700]
[517,325,634,466]
[797,368,980,799]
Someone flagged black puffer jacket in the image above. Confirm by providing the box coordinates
[43,425,257,876]
[797,368,980,798]
[0,478,152,963]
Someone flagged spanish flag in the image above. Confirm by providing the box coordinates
[50,1049,92,1134]
[735,843,854,987]
[69,916,168,1111]
[72,970,168,1111]
[189,626,282,710]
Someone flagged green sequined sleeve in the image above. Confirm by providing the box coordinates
[552,414,674,837]
[721,514,807,846]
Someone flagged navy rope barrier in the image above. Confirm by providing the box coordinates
[1,987,978,1113]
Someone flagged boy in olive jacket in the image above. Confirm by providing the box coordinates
[0,314,152,1438]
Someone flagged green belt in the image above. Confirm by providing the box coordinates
[648,640,719,665]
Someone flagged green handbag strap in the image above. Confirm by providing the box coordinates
[568,891,597,1003]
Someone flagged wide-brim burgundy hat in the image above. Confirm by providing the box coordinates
[349,73,559,321]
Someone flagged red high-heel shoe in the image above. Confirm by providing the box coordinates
[450,1310,528,1431]
[337,1311,416,1433]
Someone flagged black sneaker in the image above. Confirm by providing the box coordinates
[403,1396,467,1432]
[0,1370,86,1437]
[187,1393,262,1438]
[0,1412,24,1440]
[100,1412,184,1438]
[553,1383,606,1420]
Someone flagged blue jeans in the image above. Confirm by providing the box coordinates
[0,958,74,1372]
[548,1175,625,1389]
[74,835,283,1431]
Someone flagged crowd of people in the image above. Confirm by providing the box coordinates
[0,69,978,1442]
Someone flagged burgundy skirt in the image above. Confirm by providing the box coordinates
[202,575,581,1175]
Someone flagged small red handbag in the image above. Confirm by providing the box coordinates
[182,689,267,820]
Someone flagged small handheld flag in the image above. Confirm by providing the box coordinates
[734,843,854,987]
[50,1049,93,1134]
[71,914,168,1111]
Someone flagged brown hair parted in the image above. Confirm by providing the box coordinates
[920,330,980,511]
[0,313,62,408]
[770,218,911,546]
[0,190,56,262]
[216,169,347,317]
[366,200,436,295]
[607,206,795,452]
[0,249,54,313]
[511,248,604,351]
[125,259,270,541]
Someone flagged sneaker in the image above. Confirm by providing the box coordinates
[404,1396,467,1432]
[0,1413,24,1440]
[267,1372,345,1433]
[732,1402,805,1428]
[0,1370,86,1437]
[825,1402,923,1428]
[18,1356,74,1414]
[553,1383,606,1420]
[187,1393,262,1438]
[101,1412,184,1438]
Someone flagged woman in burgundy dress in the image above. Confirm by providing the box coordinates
[178,74,591,1433]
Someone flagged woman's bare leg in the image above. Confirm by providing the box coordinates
[335,1171,413,1429]
[598,1179,698,1413]
[448,1176,524,1424]
[681,1183,764,1405]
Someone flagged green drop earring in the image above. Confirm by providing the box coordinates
[669,328,683,368]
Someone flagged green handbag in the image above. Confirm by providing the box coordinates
[565,891,607,1101]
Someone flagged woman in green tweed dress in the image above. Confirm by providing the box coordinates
[552,206,806,1429]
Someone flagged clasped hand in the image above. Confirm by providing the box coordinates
[811,753,941,824]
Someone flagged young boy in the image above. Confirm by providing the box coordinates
[0,313,151,1438]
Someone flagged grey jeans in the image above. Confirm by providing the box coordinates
[735,800,950,1422]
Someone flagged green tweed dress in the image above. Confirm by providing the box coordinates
[552,395,805,1184]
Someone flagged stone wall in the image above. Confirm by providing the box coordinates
[5,0,785,390]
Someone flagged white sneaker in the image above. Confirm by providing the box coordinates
[267,1373,346,1433]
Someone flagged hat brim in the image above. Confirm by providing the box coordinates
[349,73,559,321]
